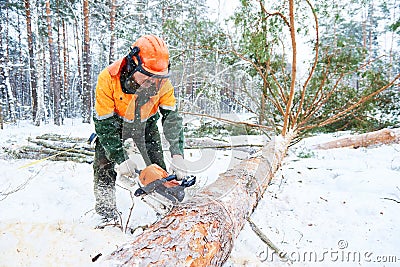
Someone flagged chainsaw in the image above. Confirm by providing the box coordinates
[89,133,196,213]
[134,164,196,204]
[118,164,196,212]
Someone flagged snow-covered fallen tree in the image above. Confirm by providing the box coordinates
[104,133,295,266]
[315,128,400,149]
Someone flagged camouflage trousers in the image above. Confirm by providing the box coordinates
[93,118,166,218]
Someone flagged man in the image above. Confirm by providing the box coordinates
[93,34,186,220]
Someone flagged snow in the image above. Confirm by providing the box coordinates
[228,135,400,267]
[1,120,399,266]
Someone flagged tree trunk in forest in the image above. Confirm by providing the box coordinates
[45,0,61,125]
[0,21,6,124]
[17,14,26,109]
[109,0,117,64]
[74,17,82,86]
[34,2,46,126]
[72,17,82,118]
[41,33,49,124]
[104,133,295,266]
[56,2,64,124]
[82,0,92,123]
[315,128,400,150]
[24,0,39,124]
[0,105,3,129]
[62,19,69,120]
[2,5,16,123]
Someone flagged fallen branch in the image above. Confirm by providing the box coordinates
[381,197,400,204]
[247,217,293,264]
[0,166,45,201]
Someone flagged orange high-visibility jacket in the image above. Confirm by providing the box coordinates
[94,57,177,122]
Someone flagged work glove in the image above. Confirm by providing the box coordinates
[115,158,138,177]
[169,154,187,181]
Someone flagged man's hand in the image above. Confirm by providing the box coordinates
[170,155,187,180]
[115,158,138,177]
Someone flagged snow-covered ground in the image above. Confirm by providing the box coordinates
[0,120,399,266]
[229,134,400,267]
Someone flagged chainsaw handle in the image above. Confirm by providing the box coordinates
[163,174,177,182]
[134,188,146,197]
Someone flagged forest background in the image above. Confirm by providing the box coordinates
[0,0,399,136]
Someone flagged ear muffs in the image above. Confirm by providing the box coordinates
[125,46,140,74]
[127,46,170,79]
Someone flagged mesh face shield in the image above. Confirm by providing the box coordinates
[122,47,170,94]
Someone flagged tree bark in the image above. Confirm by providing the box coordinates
[3,4,16,123]
[62,18,68,120]
[45,0,61,125]
[0,105,3,129]
[315,128,400,150]
[82,0,92,123]
[104,133,295,266]
[0,18,6,125]
[34,2,46,126]
[109,0,117,64]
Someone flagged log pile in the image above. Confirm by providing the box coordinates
[6,134,95,163]
[4,134,263,164]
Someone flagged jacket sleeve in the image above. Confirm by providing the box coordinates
[93,69,126,164]
[158,80,184,156]
[160,107,184,156]
[94,116,126,164]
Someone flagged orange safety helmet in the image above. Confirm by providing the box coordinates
[132,34,169,76]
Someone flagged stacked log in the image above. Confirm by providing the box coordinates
[5,134,94,163]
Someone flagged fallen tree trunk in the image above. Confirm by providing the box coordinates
[104,133,295,266]
[315,128,400,150]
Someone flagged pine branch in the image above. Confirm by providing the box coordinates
[247,217,293,264]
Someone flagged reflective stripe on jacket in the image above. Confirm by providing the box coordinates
[94,57,176,122]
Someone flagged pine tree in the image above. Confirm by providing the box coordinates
[81,0,92,123]
[45,0,61,125]
[24,0,39,124]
